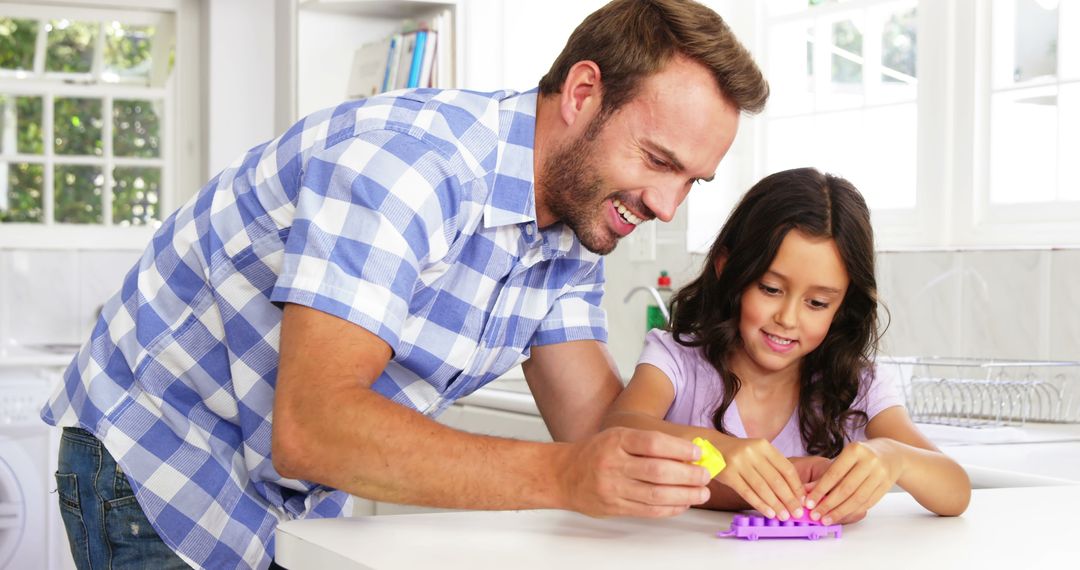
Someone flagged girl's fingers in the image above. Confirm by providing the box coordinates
[727,476,770,518]
[811,462,872,521]
[805,451,856,509]
[765,454,807,517]
[821,480,889,525]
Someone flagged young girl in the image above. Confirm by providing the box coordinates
[602,167,970,525]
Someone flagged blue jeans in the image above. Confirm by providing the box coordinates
[55,427,191,570]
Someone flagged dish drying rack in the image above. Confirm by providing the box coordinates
[881,356,1080,427]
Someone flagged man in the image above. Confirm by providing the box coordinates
[42,1,775,568]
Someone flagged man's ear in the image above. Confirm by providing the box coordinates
[559,60,602,129]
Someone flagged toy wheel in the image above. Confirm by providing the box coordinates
[748,533,758,541]
[809,532,820,540]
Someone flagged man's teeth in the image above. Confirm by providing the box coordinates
[766,333,793,345]
[613,199,642,225]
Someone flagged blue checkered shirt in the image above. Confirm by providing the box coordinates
[42,88,607,570]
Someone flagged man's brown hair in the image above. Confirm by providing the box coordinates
[538,0,769,119]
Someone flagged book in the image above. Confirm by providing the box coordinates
[346,35,393,99]
[419,30,437,88]
[381,35,399,93]
[394,31,417,90]
[407,30,427,88]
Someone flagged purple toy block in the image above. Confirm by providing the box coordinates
[716,514,842,541]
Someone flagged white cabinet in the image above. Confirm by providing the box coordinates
[274,0,463,132]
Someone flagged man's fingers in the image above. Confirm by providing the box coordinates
[618,428,701,462]
[619,478,711,508]
[622,455,711,487]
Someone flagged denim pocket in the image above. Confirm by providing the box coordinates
[54,471,92,569]
[54,471,80,511]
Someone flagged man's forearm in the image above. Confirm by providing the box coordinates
[273,384,572,510]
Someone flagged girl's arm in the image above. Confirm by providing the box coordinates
[602,363,807,520]
[805,406,971,524]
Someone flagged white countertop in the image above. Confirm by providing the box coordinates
[276,484,1080,570]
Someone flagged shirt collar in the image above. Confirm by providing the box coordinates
[485,89,539,229]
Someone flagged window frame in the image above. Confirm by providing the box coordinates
[0,0,196,249]
[735,0,1080,251]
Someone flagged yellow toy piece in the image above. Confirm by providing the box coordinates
[691,437,726,479]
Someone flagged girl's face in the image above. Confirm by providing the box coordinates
[731,229,850,380]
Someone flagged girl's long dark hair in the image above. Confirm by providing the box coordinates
[668,167,882,457]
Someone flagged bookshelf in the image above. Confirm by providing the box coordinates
[274,0,463,132]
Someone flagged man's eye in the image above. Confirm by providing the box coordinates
[648,154,668,169]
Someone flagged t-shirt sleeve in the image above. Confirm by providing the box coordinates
[858,360,907,420]
[531,257,608,346]
[270,131,460,351]
[635,329,689,400]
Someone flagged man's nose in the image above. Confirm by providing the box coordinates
[641,185,684,223]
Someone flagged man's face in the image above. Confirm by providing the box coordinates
[537,55,741,255]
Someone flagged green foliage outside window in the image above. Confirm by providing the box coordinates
[1,17,165,226]
[45,20,96,73]
[0,18,37,70]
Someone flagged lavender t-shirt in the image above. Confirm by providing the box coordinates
[636,329,905,457]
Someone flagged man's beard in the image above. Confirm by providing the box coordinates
[537,123,620,255]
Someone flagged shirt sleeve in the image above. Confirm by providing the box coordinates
[270,130,461,351]
[635,329,688,399]
[859,360,907,420]
[530,257,608,346]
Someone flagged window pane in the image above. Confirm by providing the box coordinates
[0,17,38,71]
[104,22,155,84]
[832,19,863,85]
[113,99,161,157]
[54,97,103,156]
[112,166,160,226]
[1058,82,1079,201]
[989,87,1057,203]
[54,164,103,223]
[860,104,917,209]
[0,162,44,223]
[1061,1,1079,79]
[993,0,1059,87]
[1012,0,1058,83]
[45,20,97,73]
[0,95,45,155]
[882,7,917,84]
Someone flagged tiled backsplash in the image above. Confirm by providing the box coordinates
[2,245,1078,376]
[0,248,142,350]
[605,244,1080,377]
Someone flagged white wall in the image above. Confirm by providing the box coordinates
[205,0,277,176]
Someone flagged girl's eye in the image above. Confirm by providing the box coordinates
[808,299,830,310]
[758,283,781,296]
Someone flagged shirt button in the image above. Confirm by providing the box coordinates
[525,225,534,236]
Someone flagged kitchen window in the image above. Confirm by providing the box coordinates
[689,0,1079,251]
[0,1,193,249]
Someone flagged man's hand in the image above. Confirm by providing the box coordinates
[556,427,712,518]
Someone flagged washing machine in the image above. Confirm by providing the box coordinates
[0,367,73,570]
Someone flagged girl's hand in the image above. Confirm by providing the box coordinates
[712,437,806,521]
[805,439,904,525]
[789,455,831,485]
